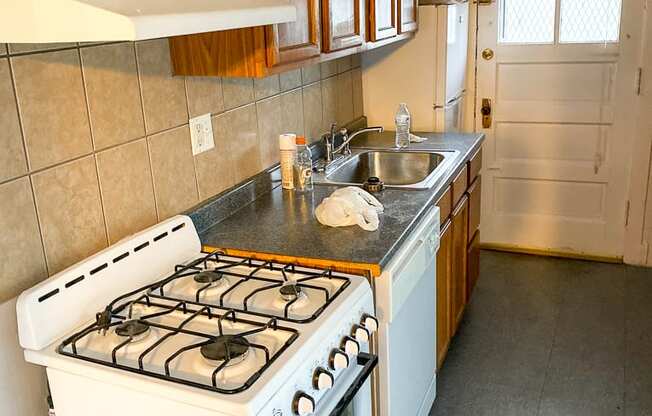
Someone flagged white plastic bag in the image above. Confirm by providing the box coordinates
[315,187,384,231]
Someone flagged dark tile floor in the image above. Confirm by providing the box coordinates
[430,250,652,416]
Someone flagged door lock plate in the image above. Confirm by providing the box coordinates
[481,98,492,129]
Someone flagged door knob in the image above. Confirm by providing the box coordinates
[481,98,492,129]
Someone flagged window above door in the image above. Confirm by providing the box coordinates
[498,0,622,45]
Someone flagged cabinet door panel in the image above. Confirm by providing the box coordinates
[398,0,418,33]
[451,195,468,335]
[322,0,365,52]
[369,0,398,41]
[268,0,321,65]
[437,220,453,370]
[467,175,482,242]
[467,230,480,302]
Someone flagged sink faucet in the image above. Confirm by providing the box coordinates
[322,124,384,164]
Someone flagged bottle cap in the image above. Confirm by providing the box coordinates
[279,133,297,150]
[296,136,307,145]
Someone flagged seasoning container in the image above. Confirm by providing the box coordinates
[279,133,297,190]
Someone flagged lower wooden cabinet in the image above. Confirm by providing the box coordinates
[467,230,480,301]
[436,220,452,370]
[450,195,468,336]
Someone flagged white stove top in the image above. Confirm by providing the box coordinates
[17,216,377,416]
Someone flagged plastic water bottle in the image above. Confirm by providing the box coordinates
[395,103,410,148]
[293,136,313,192]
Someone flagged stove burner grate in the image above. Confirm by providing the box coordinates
[200,335,250,366]
[193,270,224,284]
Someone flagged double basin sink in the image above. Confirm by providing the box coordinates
[313,149,459,190]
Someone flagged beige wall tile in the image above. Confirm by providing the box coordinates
[96,140,157,243]
[13,49,92,170]
[321,76,337,132]
[281,89,305,137]
[321,60,338,79]
[302,82,323,142]
[336,71,354,125]
[222,77,254,110]
[280,69,302,92]
[0,44,6,56]
[337,56,352,74]
[9,43,76,54]
[352,68,364,119]
[254,75,280,101]
[148,126,199,219]
[301,64,320,85]
[33,157,107,274]
[136,39,188,134]
[224,104,262,183]
[186,76,224,118]
[194,114,235,200]
[256,96,283,169]
[0,58,27,182]
[81,43,145,150]
[0,177,47,303]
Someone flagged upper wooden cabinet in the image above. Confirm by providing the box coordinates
[322,0,366,52]
[169,0,415,77]
[268,0,322,65]
[398,0,418,33]
[368,0,398,41]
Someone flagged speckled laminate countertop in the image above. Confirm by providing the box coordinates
[195,131,484,270]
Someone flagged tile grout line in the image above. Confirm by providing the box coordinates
[133,41,162,222]
[182,73,202,205]
[78,46,111,248]
[6,49,50,278]
[534,279,564,416]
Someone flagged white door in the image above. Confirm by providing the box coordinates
[476,0,641,258]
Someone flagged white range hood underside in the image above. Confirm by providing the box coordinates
[1,0,297,43]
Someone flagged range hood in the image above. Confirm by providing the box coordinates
[1,0,297,43]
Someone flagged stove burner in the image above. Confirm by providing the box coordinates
[115,320,150,342]
[279,283,302,302]
[193,271,224,284]
[200,335,250,366]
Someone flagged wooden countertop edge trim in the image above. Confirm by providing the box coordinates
[202,245,382,277]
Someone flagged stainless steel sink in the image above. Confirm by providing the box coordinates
[313,149,459,190]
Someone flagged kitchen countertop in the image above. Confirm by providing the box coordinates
[196,131,484,272]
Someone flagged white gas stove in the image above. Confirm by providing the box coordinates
[17,216,378,416]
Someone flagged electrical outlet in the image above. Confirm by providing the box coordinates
[189,113,215,155]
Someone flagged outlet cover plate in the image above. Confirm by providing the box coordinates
[189,113,215,155]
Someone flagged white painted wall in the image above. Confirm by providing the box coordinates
[0,298,48,416]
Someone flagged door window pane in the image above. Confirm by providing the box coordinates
[559,0,622,43]
[499,0,556,44]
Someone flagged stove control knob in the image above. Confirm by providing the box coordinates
[313,367,334,391]
[361,313,379,334]
[329,348,350,370]
[352,324,370,344]
[293,391,315,416]
[341,336,360,356]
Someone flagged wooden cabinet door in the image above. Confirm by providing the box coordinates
[368,0,398,41]
[467,230,480,302]
[437,220,453,370]
[467,175,482,242]
[321,0,365,52]
[450,195,468,335]
[398,0,418,33]
[267,0,321,65]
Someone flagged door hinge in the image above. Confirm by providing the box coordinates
[636,68,643,96]
[625,200,631,226]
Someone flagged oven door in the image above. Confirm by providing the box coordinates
[320,353,378,416]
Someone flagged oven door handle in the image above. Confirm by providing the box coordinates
[328,352,378,416]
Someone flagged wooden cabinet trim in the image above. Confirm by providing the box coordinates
[450,194,468,335]
[466,230,480,302]
[468,147,482,186]
[452,165,468,208]
[467,175,482,243]
[435,185,453,225]
[267,0,322,65]
[436,219,453,370]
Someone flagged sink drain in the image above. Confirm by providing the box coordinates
[363,177,385,193]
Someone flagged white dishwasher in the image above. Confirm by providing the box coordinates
[375,206,440,416]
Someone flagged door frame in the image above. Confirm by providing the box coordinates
[471,0,646,260]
